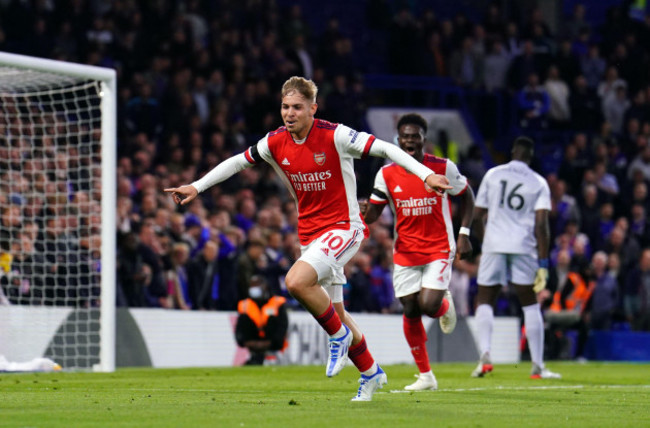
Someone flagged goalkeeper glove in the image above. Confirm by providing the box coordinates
[533,259,549,293]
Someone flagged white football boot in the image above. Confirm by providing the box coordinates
[530,364,562,379]
[439,289,457,334]
[404,371,438,391]
[326,324,352,377]
[471,352,493,378]
[351,366,388,401]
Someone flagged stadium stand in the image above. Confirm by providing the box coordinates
[2,0,650,362]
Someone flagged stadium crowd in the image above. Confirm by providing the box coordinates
[1,0,650,347]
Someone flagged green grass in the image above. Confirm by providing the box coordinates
[2,362,649,427]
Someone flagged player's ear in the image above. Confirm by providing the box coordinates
[310,102,318,115]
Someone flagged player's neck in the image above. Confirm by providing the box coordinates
[290,118,315,141]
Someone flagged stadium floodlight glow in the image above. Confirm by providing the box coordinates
[0,52,116,372]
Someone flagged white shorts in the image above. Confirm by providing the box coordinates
[393,254,454,298]
[299,227,364,303]
[477,253,537,286]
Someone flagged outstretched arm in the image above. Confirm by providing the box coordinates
[164,152,252,205]
[368,139,451,193]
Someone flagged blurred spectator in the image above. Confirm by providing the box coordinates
[602,84,630,134]
[449,36,484,88]
[581,45,606,89]
[368,249,395,314]
[597,66,627,106]
[237,239,268,302]
[449,257,478,317]
[483,3,505,38]
[503,21,522,58]
[483,40,510,92]
[596,203,616,250]
[517,72,550,129]
[624,248,650,330]
[629,203,650,247]
[545,250,590,359]
[544,65,570,127]
[550,179,580,237]
[459,145,487,191]
[166,242,191,310]
[433,130,460,165]
[603,226,640,273]
[584,252,618,330]
[507,39,544,90]
[423,32,447,77]
[579,184,602,247]
[388,8,421,76]
[592,161,619,198]
[627,145,650,182]
[562,3,590,40]
[235,275,288,365]
[117,231,166,307]
[344,252,375,312]
[264,230,290,297]
[569,74,602,131]
[554,39,581,85]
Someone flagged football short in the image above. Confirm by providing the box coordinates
[299,227,364,303]
[477,252,537,286]
[393,254,454,298]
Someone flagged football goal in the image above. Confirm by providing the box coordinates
[0,52,116,372]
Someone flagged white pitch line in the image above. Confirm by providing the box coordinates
[125,385,650,395]
[386,384,650,393]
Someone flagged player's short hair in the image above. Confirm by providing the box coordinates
[512,136,535,162]
[282,76,318,103]
[397,113,428,134]
[513,136,535,151]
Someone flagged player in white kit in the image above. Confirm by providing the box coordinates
[472,136,561,379]
[165,77,452,400]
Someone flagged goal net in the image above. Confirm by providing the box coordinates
[0,53,116,371]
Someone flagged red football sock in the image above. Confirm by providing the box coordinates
[403,315,430,373]
[348,336,375,373]
[315,303,342,336]
[433,298,450,318]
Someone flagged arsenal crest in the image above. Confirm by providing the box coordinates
[314,152,326,165]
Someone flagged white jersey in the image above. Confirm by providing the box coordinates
[475,160,550,256]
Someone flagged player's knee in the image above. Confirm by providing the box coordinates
[421,299,442,318]
[284,272,305,296]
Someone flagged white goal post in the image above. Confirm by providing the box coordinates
[0,52,116,372]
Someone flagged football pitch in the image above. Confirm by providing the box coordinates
[2,362,649,427]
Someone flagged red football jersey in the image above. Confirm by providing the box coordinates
[369,154,468,266]
[244,119,375,245]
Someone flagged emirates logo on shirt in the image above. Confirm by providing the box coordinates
[314,152,326,166]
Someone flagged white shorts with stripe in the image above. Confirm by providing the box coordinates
[393,253,455,298]
[299,227,364,303]
[477,252,537,286]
